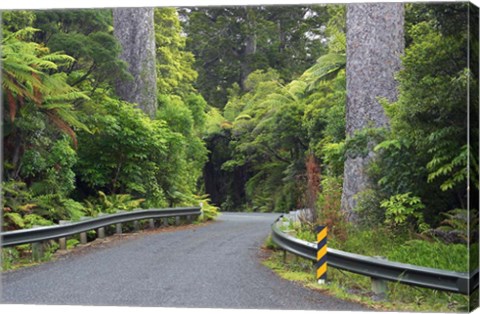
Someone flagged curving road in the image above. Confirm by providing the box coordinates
[1,212,367,310]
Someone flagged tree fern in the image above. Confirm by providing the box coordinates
[301,53,346,92]
[2,27,90,145]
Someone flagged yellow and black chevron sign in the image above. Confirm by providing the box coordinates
[315,225,328,283]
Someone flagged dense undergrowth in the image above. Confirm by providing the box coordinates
[282,218,470,272]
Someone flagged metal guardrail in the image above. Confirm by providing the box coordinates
[271,215,479,295]
[1,207,201,247]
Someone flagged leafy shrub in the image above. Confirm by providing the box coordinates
[76,99,171,202]
[381,192,428,232]
[1,180,74,230]
[2,246,22,270]
[83,191,145,216]
[66,239,80,249]
[196,196,219,222]
[292,225,316,243]
[34,194,84,222]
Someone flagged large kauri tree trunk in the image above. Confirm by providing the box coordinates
[113,8,157,118]
[341,3,404,221]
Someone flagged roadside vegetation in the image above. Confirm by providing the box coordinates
[261,241,472,312]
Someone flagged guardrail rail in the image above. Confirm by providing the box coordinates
[271,214,479,296]
[1,207,201,248]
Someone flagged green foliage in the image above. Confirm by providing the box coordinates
[154,8,198,97]
[330,225,408,258]
[1,247,21,271]
[316,176,347,240]
[381,193,427,231]
[1,27,90,230]
[1,11,36,32]
[1,179,83,230]
[185,93,208,133]
[34,194,84,222]
[24,136,78,196]
[209,26,347,212]
[66,239,80,249]
[83,191,145,216]
[1,180,55,230]
[289,212,466,274]
[344,127,387,159]
[2,9,473,293]
[387,240,467,272]
[388,20,469,196]
[76,98,171,203]
[429,208,477,244]
[182,6,329,107]
[223,69,308,212]
[48,31,130,91]
[31,9,129,94]
[324,5,346,53]
[2,27,89,142]
[353,188,384,228]
[301,53,345,92]
[156,95,209,206]
[263,235,278,250]
[195,196,219,222]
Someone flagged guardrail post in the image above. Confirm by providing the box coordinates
[199,202,204,221]
[133,220,140,232]
[32,242,44,261]
[59,237,66,250]
[315,225,328,285]
[175,216,180,226]
[97,214,106,239]
[371,256,388,300]
[163,218,168,227]
[98,227,106,239]
[31,225,45,261]
[58,220,69,250]
[149,219,155,229]
[116,223,122,234]
[80,232,87,244]
[79,217,90,244]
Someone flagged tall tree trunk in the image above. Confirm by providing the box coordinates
[239,7,257,90]
[113,8,157,118]
[341,3,404,221]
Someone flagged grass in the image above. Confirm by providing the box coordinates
[261,240,471,312]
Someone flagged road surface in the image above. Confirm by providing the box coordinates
[1,212,367,310]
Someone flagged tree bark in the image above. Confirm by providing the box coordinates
[341,3,404,221]
[113,8,157,118]
[239,7,257,91]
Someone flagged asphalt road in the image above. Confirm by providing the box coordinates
[1,212,367,310]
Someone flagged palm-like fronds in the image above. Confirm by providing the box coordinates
[2,28,90,145]
[301,53,346,92]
